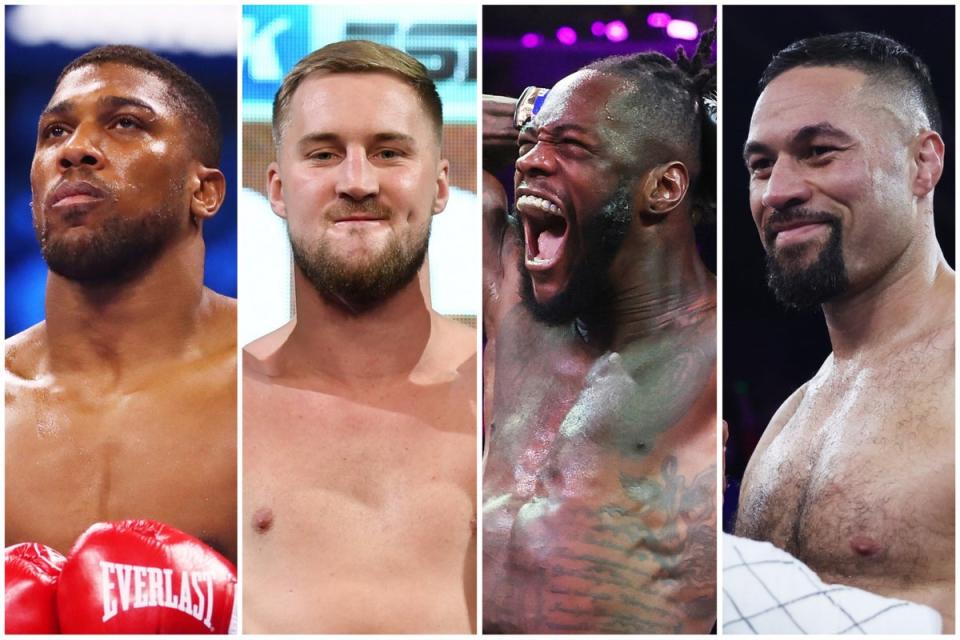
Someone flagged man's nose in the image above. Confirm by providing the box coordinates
[57,124,106,171]
[515,141,557,178]
[335,149,379,201]
[761,158,812,211]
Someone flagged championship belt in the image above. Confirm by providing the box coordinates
[513,86,550,129]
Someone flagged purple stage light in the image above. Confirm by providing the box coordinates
[520,32,544,48]
[591,21,605,37]
[666,19,698,41]
[647,12,671,28]
[556,26,577,45]
[605,20,628,43]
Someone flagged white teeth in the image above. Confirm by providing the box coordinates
[516,194,560,214]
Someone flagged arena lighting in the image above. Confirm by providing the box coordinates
[556,26,577,45]
[8,4,235,53]
[647,12,671,28]
[591,21,605,37]
[666,19,699,41]
[605,20,628,43]
[520,33,544,48]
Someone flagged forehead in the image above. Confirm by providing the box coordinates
[285,71,435,143]
[535,69,625,133]
[749,66,872,142]
[49,63,176,116]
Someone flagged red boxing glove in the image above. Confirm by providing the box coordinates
[5,542,67,634]
[57,520,236,634]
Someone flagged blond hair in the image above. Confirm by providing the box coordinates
[272,39,443,147]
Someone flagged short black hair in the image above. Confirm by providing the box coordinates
[584,26,717,224]
[760,31,941,134]
[56,45,222,166]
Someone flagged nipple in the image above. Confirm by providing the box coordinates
[252,507,274,534]
[849,534,882,557]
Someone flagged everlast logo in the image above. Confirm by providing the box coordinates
[99,561,216,630]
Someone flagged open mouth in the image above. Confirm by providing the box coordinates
[516,194,568,272]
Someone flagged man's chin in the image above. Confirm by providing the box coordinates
[765,246,848,310]
[520,273,580,326]
[292,233,429,315]
[42,239,158,283]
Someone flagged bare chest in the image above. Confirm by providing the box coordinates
[483,341,716,633]
[243,377,476,583]
[487,344,714,498]
[737,369,954,582]
[6,374,237,557]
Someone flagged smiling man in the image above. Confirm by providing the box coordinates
[482,34,718,634]
[4,45,237,631]
[733,32,954,632]
[242,40,476,633]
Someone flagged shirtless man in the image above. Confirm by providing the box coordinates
[5,46,236,561]
[242,40,476,633]
[736,32,954,630]
[482,35,718,633]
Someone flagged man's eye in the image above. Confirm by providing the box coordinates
[46,125,67,138]
[809,146,837,158]
[308,151,336,161]
[748,158,772,175]
[376,149,403,160]
[114,116,141,129]
[518,140,535,155]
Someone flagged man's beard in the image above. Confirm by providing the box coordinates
[291,218,430,314]
[518,182,633,326]
[764,210,849,309]
[35,201,180,283]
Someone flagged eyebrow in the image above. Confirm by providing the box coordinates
[519,122,596,140]
[40,95,157,119]
[296,131,418,149]
[743,122,854,162]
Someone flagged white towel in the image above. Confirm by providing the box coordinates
[723,533,942,634]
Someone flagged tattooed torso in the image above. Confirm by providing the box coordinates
[483,308,717,633]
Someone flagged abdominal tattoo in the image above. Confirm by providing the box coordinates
[500,457,716,632]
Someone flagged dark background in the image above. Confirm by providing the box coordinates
[5,6,238,337]
[722,5,956,532]
[483,4,717,273]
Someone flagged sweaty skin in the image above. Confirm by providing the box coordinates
[5,62,236,562]
[737,66,955,630]
[484,309,716,634]
[482,170,522,443]
[482,71,717,633]
[242,70,476,633]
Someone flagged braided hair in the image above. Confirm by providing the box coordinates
[584,25,716,223]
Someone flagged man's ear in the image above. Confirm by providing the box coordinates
[913,130,944,198]
[638,161,689,216]
[432,158,450,215]
[190,165,227,221]
[266,161,287,219]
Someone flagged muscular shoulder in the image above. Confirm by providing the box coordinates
[199,289,238,353]
[748,356,832,460]
[432,313,476,363]
[419,314,477,396]
[242,321,296,381]
[5,322,48,383]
